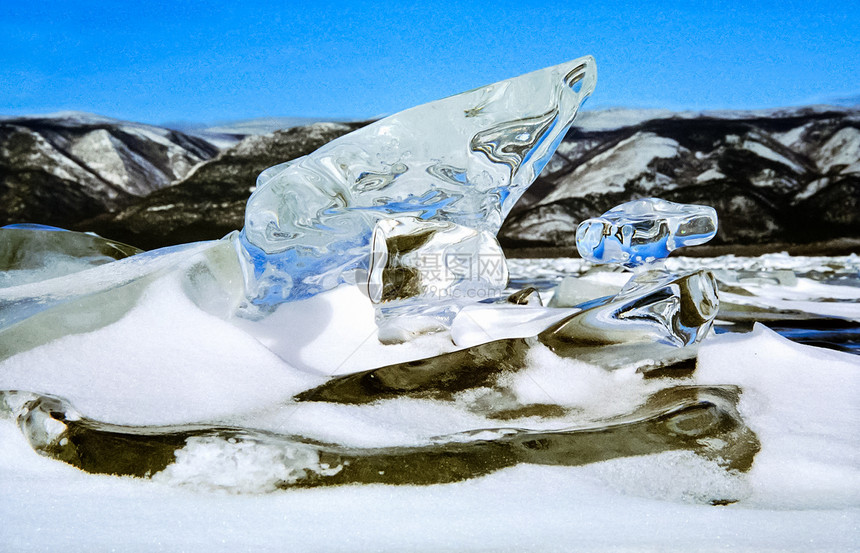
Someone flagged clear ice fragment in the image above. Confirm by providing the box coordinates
[238,57,596,306]
[546,275,625,308]
[575,198,717,269]
[506,287,543,306]
[1,225,142,288]
[368,216,508,341]
[539,269,720,349]
[450,303,576,348]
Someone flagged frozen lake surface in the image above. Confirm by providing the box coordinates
[1,252,858,552]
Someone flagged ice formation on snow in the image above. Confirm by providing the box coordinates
[530,198,721,352]
[368,216,508,342]
[237,56,596,306]
[15,57,860,523]
[575,198,717,268]
[540,269,719,349]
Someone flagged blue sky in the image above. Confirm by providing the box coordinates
[1,1,858,125]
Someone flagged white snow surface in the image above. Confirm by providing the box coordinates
[2,324,858,551]
[695,167,725,182]
[0,275,320,425]
[3,428,855,553]
[696,325,860,510]
[1,254,859,551]
[230,284,460,376]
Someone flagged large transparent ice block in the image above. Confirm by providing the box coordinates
[239,57,596,306]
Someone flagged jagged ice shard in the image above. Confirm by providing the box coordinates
[575,198,718,269]
[238,57,596,306]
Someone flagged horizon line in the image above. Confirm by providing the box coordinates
[2,101,858,132]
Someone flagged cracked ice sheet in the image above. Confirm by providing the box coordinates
[505,254,860,282]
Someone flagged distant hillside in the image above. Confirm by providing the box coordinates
[164,116,354,150]
[501,106,860,249]
[1,107,857,253]
[80,122,364,248]
[0,112,217,227]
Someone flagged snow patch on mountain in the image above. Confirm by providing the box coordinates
[816,127,860,174]
[69,129,174,195]
[695,168,725,183]
[1,126,120,201]
[773,123,812,149]
[741,139,804,173]
[543,132,680,201]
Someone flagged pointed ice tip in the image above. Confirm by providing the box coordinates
[563,55,597,98]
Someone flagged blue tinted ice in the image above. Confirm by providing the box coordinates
[238,57,596,306]
[575,198,717,269]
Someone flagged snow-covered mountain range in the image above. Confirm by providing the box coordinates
[1,107,857,251]
[82,122,362,248]
[501,106,859,250]
[0,112,218,227]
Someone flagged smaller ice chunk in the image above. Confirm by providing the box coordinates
[1,225,142,288]
[575,198,717,268]
[368,216,508,342]
[540,269,719,349]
